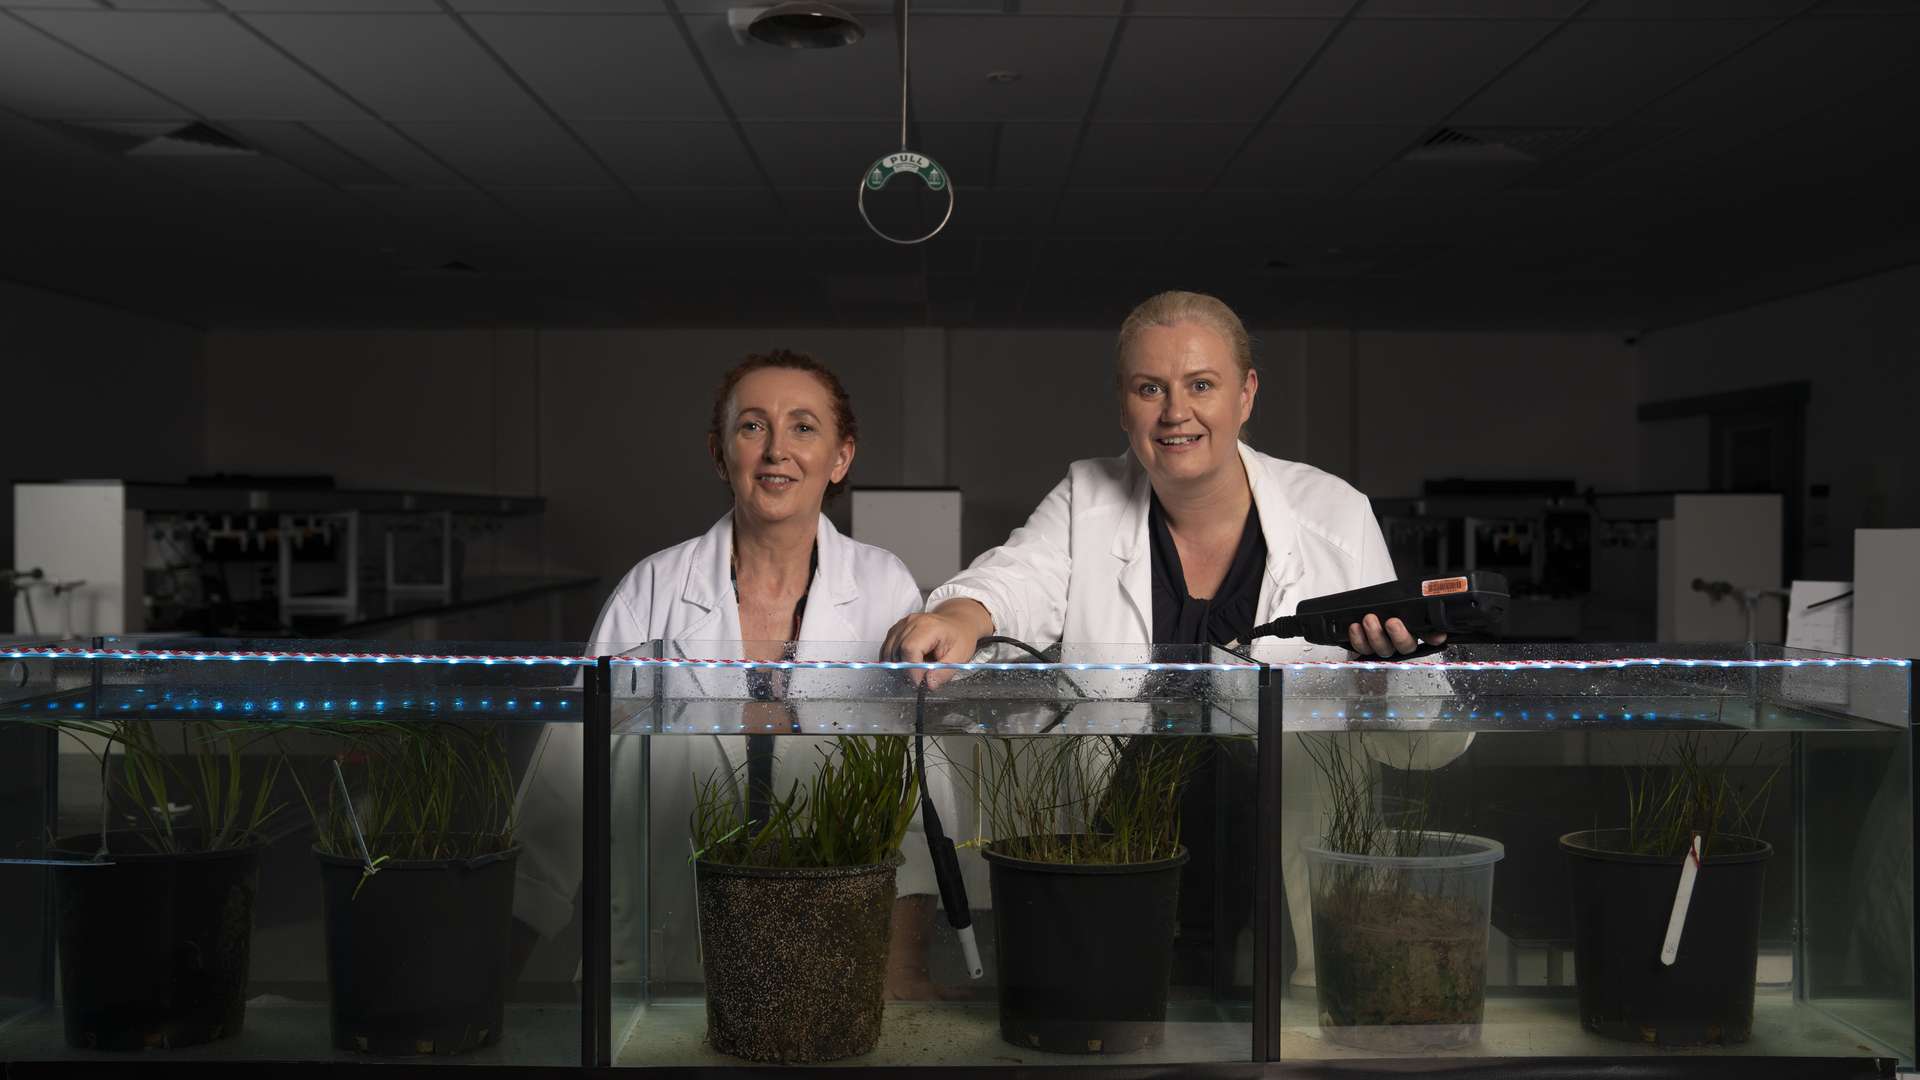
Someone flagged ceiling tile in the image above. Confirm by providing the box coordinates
[743,121,897,186]
[1130,0,1355,14]
[1357,0,1581,14]
[223,118,399,186]
[909,15,1116,122]
[742,121,994,189]
[18,10,361,120]
[1271,19,1556,124]
[243,13,542,122]
[1634,16,1920,128]
[1072,123,1248,188]
[356,186,521,235]
[994,122,1079,187]
[225,0,439,10]
[1350,156,1534,197]
[0,14,183,118]
[1221,124,1423,191]
[1021,0,1126,11]
[577,121,755,186]
[686,12,901,120]
[958,189,1056,227]
[1513,123,1686,189]
[489,186,644,233]
[450,0,663,9]
[1580,0,1808,15]
[307,119,463,186]
[399,119,610,186]
[465,14,722,121]
[1452,19,1774,126]
[631,188,781,235]
[1053,189,1194,228]
[1094,18,1336,122]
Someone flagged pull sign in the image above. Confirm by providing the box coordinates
[866,151,947,191]
[857,150,955,246]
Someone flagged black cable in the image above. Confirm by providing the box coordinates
[913,678,980,977]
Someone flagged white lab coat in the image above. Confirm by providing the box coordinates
[927,442,1463,985]
[512,512,935,983]
[928,442,1399,646]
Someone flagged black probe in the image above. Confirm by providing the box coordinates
[912,679,982,978]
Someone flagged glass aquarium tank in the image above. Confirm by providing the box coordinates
[0,639,591,1066]
[1260,642,1914,1076]
[599,640,1266,1069]
[1,637,1910,1077]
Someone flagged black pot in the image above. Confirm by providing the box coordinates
[50,830,262,1051]
[1561,829,1772,1046]
[983,839,1189,1055]
[316,843,519,1056]
[695,855,900,1064]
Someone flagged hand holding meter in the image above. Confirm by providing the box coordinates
[1247,571,1509,654]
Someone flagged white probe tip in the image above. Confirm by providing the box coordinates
[958,925,984,979]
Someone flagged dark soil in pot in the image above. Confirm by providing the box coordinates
[316,841,519,1056]
[695,854,900,1064]
[50,829,262,1051]
[1562,828,1772,1047]
[1306,832,1502,1053]
[982,838,1189,1055]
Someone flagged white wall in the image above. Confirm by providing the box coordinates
[1640,264,1920,580]
[1,281,205,633]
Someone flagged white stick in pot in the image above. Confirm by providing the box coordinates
[1660,832,1704,967]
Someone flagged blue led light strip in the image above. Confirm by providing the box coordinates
[0,645,1906,673]
[1277,657,1910,672]
[605,657,1254,673]
[0,646,596,667]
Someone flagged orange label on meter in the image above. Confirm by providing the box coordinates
[1422,576,1469,597]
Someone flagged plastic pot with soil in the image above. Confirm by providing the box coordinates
[1305,831,1503,1052]
[1561,828,1771,1046]
[695,854,901,1063]
[687,734,922,1065]
[983,837,1189,1054]
[50,829,263,1052]
[316,841,520,1056]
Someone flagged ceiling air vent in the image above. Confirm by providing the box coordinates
[125,122,257,158]
[1404,127,1590,165]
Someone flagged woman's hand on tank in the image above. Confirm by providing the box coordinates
[883,600,994,688]
[1347,612,1446,657]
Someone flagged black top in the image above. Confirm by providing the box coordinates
[1148,493,1267,648]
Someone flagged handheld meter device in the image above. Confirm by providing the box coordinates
[1248,571,1509,649]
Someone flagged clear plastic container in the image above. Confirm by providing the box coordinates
[1304,832,1504,1052]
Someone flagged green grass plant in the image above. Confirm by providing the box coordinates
[1615,734,1776,858]
[690,735,919,869]
[49,718,284,855]
[956,735,1205,865]
[287,720,520,864]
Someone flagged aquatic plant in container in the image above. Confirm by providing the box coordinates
[964,734,1205,1054]
[47,718,283,1050]
[689,734,919,1064]
[290,721,523,1056]
[1560,734,1778,1046]
[1302,734,1502,1052]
